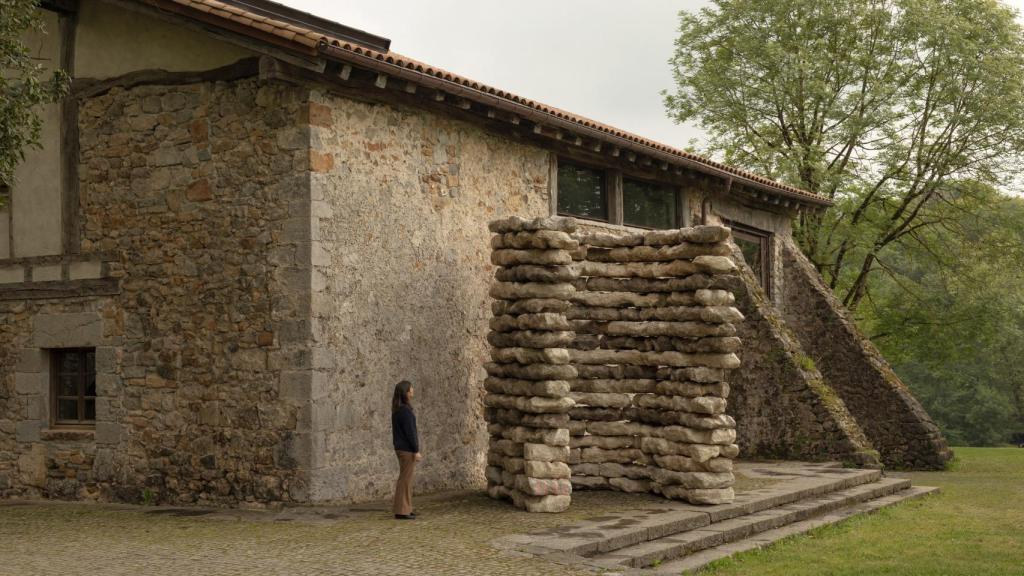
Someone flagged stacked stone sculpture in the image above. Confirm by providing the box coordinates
[484,216,743,512]
[568,226,742,505]
[483,216,579,513]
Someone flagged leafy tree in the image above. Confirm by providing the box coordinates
[665,0,1024,311]
[1,0,68,193]
[861,188,1024,445]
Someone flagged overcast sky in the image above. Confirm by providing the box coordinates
[280,0,1024,153]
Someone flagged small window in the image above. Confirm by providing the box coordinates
[623,179,677,229]
[51,348,96,426]
[557,162,607,221]
[729,223,772,296]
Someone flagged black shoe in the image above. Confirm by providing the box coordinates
[409,512,417,518]
[394,514,415,520]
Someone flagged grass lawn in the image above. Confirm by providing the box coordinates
[699,447,1024,575]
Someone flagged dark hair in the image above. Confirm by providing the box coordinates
[392,380,413,412]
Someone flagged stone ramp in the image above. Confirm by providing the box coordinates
[492,461,938,573]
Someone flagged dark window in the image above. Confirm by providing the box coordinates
[730,223,772,297]
[51,349,96,426]
[623,179,677,229]
[557,162,607,221]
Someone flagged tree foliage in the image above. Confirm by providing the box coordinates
[861,188,1024,446]
[1,0,68,189]
[665,0,1024,445]
[665,0,1024,311]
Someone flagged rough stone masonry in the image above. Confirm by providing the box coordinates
[483,216,743,511]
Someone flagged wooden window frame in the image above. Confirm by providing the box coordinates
[727,221,773,298]
[50,348,96,428]
[554,159,611,223]
[621,175,681,230]
[553,156,685,229]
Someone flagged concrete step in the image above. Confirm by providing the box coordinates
[647,485,939,575]
[589,477,914,569]
[520,466,882,558]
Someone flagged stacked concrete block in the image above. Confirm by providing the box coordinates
[483,216,579,513]
[566,226,743,505]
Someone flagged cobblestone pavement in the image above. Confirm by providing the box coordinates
[0,489,672,576]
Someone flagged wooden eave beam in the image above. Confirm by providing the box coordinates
[315,43,832,209]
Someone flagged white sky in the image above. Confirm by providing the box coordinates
[279,0,1024,153]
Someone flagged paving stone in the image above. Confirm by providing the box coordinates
[0,489,659,576]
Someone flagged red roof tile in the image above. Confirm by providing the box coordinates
[151,0,830,206]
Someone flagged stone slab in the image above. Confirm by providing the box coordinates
[649,485,940,574]
[579,476,911,568]
[33,312,103,348]
[510,462,883,561]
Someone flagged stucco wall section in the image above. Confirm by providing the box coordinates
[778,239,952,469]
[11,8,62,258]
[307,90,551,502]
[74,0,256,79]
[0,77,314,504]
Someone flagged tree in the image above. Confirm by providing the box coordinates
[1,0,68,193]
[861,188,1024,445]
[664,0,1024,311]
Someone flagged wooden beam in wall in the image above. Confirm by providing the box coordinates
[42,0,78,13]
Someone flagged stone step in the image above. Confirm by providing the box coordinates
[519,466,882,558]
[647,485,939,575]
[589,477,913,569]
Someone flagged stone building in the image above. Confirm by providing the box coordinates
[0,0,950,506]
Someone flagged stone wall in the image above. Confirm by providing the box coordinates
[483,218,744,511]
[778,239,952,469]
[724,255,879,466]
[483,217,577,513]
[567,225,743,505]
[0,77,315,504]
[305,90,551,502]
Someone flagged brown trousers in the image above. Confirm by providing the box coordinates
[393,450,417,515]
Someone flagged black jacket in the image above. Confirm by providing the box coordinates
[392,405,419,453]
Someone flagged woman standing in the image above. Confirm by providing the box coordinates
[391,380,421,520]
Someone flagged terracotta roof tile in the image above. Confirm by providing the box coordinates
[153,0,829,206]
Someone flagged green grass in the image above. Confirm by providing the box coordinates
[699,447,1024,576]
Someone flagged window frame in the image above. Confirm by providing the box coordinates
[727,221,773,297]
[50,347,97,428]
[553,156,685,229]
[554,159,611,223]
[621,175,680,230]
